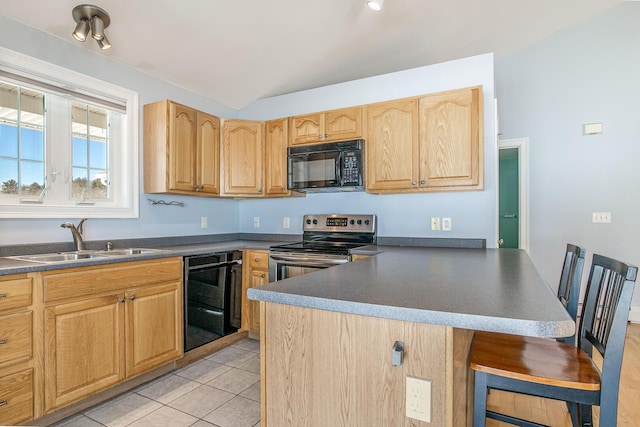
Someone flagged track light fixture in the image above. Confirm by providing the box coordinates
[367,0,385,12]
[72,4,112,50]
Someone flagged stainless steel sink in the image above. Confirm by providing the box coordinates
[8,248,167,264]
[10,252,109,263]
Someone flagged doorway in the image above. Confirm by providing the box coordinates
[498,138,529,251]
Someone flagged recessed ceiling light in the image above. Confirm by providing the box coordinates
[367,0,384,12]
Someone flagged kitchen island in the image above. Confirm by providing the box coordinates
[248,247,574,426]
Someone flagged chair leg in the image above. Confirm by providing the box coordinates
[566,402,579,427]
[579,404,593,427]
[474,372,488,427]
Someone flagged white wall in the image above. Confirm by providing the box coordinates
[239,54,497,242]
[495,2,640,319]
[0,15,240,245]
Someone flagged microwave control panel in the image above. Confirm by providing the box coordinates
[343,151,361,185]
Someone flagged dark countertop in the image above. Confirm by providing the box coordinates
[249,246,575,338]
[0,239,280,275]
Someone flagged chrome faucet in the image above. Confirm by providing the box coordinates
[61,218,88,251]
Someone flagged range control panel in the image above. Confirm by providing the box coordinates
[302,214,376,233]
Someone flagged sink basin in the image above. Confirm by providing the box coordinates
[11,252,108,263]
[8,248,167,264]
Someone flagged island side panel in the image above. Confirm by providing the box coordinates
[262,302,470,426]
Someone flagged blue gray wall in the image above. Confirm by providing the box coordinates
[0,14,240,245]
[495,2,640,319]
[238,55,497,241]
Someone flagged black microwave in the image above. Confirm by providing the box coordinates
[288,139,364,192]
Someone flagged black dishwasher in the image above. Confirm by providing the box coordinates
[184,251,242,352]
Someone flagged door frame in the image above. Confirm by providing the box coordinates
[498,138,529,252]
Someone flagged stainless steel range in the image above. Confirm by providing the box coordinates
[269,214,376,282]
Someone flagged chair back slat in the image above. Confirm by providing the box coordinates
[579,254,637,358]
[557,244,586,323]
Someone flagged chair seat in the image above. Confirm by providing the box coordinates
[470,331,601,391]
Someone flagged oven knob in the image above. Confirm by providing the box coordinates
[357,219,362,225]
[306,219,311,225]
[350,219,355,225]
[364,220,370,225]
[313,219,318,225]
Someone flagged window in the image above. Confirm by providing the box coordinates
[0,47,138,218]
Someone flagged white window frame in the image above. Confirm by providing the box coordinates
[0,47,139,219]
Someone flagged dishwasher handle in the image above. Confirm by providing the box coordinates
[186,259,242,271]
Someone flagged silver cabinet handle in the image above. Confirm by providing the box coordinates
[257,188,262,193]
[391,341,404,367]
[119,297,125,303]
[411,181,417,186]
[0,400,7,407]
[318,134,323,138]
[261,273,266,278]
[324,134,328,138]
[420,179,425,185]
[0,294,6,299]
[0,340,7,345]
[193,185,199,190]
[129,295,136,300]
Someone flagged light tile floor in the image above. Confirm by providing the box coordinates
[50,339,261,427]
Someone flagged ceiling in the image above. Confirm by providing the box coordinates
[0,0,624,110]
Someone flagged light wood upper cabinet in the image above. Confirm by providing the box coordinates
[366,86,483,193]
[289,106,362,145]
[144,100,220,196]
[366,99,419,191]
[222,119,264,196]
[419,86,482,188]
[197,112,221,194]
[265,118,289,196]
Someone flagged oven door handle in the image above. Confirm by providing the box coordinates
[269,254,349,266]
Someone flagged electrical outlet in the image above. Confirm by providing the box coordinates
[406,376,431,422]
[200,216,208,229]
[442,217,451,231]
[253,216,260,228]
[592,212,611,223]
[283,217,290,229]
[430,217,440,231]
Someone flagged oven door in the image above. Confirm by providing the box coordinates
[288,150,342,191]
[269,251,350,282]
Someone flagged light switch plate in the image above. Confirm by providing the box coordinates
[430,217,440,231]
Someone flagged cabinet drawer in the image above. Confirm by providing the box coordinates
[43,258,183,302]
[0,276,33,312]
[0,368,33,426]
[247,251,269,269]
[0,312,32,368]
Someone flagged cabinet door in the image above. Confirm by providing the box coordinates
[324,107,362,142]
[169,103,197,192]
[249,270,268,332]
[289,113,323,145]
[419,86,482,188]
[366,99,419,191]
[197,112,220,194]
[265,118,289,196]
[125,282,182,377]
[223,120,264,196]
[44,294,125,412]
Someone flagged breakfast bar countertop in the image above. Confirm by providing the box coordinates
[249,246,575,338]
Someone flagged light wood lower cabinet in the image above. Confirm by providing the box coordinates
[42,258,183,414]
[0,273,37,426]
[241,250,269,334]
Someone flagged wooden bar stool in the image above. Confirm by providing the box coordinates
[470,254,637,426]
